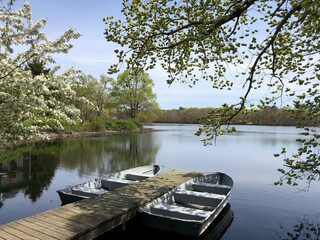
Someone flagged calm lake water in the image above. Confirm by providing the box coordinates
[0,124,320,239]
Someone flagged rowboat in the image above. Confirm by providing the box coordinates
[57,164,161,205]
[98,203,233,240]
[138,172,233,237]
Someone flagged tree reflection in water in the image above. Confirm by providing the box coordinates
[278,216,320,240]
[24,153,59,202]
[0,132,160,205]
[0,149,59,203]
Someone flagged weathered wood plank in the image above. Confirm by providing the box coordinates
[0,229,22,240]
[65,197,136,219]
[55,201,136,230]
[31,214,80,235]
[72,194,137,211]
[41,211,91,228]
[17,219,67,239]
[53,207,102,222]
[0,224,34,240]
[48,210,96,228]
[9,221,56,240]
[23,216,75,238]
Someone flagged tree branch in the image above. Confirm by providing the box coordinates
[157,0,257,50]
[241,3,303,109]
[0,55,35,80]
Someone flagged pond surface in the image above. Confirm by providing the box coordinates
[0,124,319,239]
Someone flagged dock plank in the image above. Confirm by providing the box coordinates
[69,196,137,217]
[56,199,136,227]
[9,221,57,240]
[0,170,201,240]
[23,217,75,238]
[1,223,36,240]
[53,207,102,222]
[18,219,67,239]
[40,211,91,229]
[31,214,84,235]
[48,210,96,228]
[0,229,22,240]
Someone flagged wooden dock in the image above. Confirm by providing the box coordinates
[0,169,202,240]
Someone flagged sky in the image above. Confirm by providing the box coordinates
[14,0,260,110]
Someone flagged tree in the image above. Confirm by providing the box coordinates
[110,69,160,121]
[73,72,111,121]
[0,0,83,144]
[96,74,113,116]
[24,58,51,77]
[104,0,320,187]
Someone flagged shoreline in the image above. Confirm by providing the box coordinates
[0,128,153,149]
[0,130,118,150]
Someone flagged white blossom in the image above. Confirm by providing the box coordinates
[0,0,87,144]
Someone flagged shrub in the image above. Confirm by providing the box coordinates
[105,119,142,131]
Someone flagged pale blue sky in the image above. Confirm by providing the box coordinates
[16,0,257,110]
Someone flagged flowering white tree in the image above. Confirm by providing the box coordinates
[0,0,84,144]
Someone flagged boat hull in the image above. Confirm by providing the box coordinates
[57,190,89,205]
[139,196,229,236]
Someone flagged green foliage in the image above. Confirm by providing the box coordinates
[83,116,106,132]
[69,117,142,132]
[105,119,142,131]
[72,72,113,120]
[0,144,34,164]
[274,126,320,190]
[104,0,320,188]
[155,107,319,126]
[63,120,85,132]
[155,108,211,124]
[24,58,51,77]
[109,69,160,121]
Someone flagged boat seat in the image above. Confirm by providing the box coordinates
[192,182,232,195]
[71,187,105,197]
[125,173,151,181]
[150,203,211,220]
[173,190,225,207]
[100,178,134,190]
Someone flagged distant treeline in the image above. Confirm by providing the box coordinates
[154,107,319,126]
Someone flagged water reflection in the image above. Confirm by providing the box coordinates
[97,203,234,240]
[199,203,234,240]
[0,149,60,205]
[0,132,159,213]
[224,129,303,147]
[0,152,32,207]
[278,216,320,240]
[55,133,159,174]
[26,152,59,201]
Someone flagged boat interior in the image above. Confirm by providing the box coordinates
[145,173,233,221]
